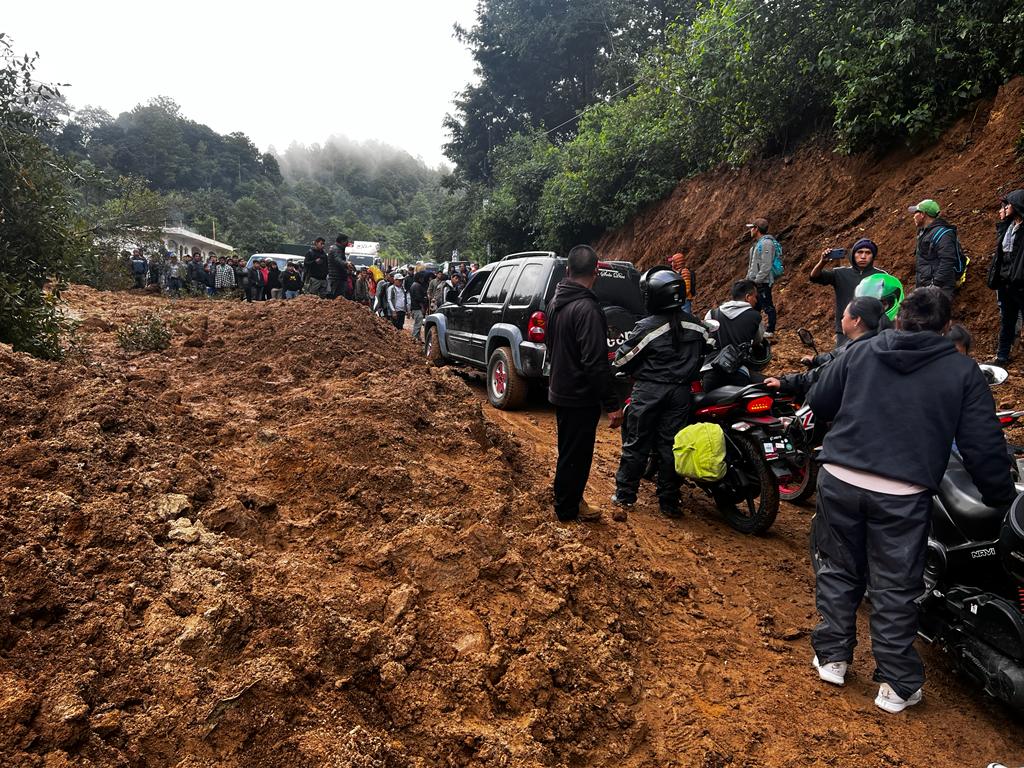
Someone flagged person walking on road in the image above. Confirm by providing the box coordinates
[909,198,959,298]
[810,238,886,346]
[987,189,1024,365]
[612,266,708,518]
[387,273,409,330]
[807,287,1015,714]
[745,217,779,336]
[547,244,624,524]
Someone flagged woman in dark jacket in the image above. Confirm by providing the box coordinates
[765,297,888,401]
[987,189,1024,364]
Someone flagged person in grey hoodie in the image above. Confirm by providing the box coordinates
[702,279,767,391]
[745,217,780,335]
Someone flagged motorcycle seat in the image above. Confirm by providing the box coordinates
[937,453,1006,540]
[693,385,761,409]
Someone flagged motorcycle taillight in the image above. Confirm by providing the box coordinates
[746,395,774,414]
[690,381,704,394]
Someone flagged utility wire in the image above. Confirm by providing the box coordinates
[541,4,761,138]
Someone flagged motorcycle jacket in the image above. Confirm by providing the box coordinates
[612,311,709,383]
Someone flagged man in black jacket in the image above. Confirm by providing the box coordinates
[807,287,1015,714]
[304,237,329,298]
[702,279,767,391]
[909,199,959,297]
[548,245,624,523]
[987,189,1024,365]
[810,238,886,346]
[612,267,709,517]
[327,233,349,299]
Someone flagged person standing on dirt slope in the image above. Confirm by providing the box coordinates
[987,189,1024,365]
[702,280,768,391]
[327,233,349,299]
[354,267,372,306]
[281,263,303,299]
[745,217,779,337]
[909,198,959,298]
[612,267,709,518]
[130,249,147,289]
[669,252,697,314]
[214,257,235,293]
[548,244,624,523]
[810,239,886,346]
[304,237,330,298]
[807,287,1015,714]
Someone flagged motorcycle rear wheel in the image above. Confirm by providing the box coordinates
[779,461,818,504]
[719,433,780,534]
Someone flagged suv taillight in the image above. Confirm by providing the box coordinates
[528,311,547,343]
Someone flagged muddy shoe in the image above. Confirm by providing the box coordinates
[660,505,683,518]
[874,683,921,713]
[577,500,603,523]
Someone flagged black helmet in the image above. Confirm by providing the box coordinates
[640,266,684,314]
[747,340,772,370]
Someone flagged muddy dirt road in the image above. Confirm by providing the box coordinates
[467,372,1024,768]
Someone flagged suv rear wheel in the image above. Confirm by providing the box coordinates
[487,347,528,410]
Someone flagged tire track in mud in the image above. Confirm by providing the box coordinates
[475,382,1024,767]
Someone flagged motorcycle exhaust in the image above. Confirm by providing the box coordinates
[948,630,1024,713]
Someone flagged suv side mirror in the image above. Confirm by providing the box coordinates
[464,295,480,305]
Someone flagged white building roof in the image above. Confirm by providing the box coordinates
[163,226,235,252]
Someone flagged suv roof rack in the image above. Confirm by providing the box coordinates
[499,251,557,262]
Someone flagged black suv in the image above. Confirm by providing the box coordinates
[424,251,644,409]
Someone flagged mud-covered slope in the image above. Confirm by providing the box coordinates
[0,289,656,767]
[596,77,1024,352]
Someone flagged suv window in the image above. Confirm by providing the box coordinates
[482,265,517,304]
[593,264,644,316]
[509,263,545,306]
[460,269,490,302]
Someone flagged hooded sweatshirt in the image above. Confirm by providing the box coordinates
[810,247,885,334]
[704,300,764,351]
[809,329,1014,505]
[547,279,619,411]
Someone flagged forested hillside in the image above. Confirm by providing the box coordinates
[435,0,1024,260]
[50,97,444,259]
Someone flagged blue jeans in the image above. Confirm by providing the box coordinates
[285,290,299,299]
[756,283,776,333]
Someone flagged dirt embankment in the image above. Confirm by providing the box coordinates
[0,289,656,767]
[596,77,1024,353]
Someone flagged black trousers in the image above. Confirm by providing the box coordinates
[996,285,1024,360]
[615,382,690,511]
[392,311,406,330]
[811,468,931,699]
[553,404,602,521]
[756,283,776,332]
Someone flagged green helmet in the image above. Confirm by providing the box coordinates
[855,273,904,321]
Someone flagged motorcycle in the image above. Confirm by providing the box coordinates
[921,449,1024,714]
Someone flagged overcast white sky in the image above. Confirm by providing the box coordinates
[4,0,479,167]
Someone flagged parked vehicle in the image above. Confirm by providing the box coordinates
[921,445,1024,715]
[423,251,644,410]
[245,253,305,271]
[346,241,381,271]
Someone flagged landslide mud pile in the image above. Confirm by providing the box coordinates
[0,289,655,767]
[596,76,1024,353]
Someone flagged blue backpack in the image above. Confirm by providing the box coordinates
[931,227,969,287]
[763,237,784,279]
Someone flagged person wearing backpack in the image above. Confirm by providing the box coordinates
[669,252,697,314]
[909,199,962,299]
[987,189,1024,365]
[745,217,780,337]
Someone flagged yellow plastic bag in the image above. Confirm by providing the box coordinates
[673,423,727,482]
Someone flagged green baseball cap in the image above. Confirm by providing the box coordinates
[907,199,940,217]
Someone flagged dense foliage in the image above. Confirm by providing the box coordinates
[0,35,86,357]
[437,0,1024,258]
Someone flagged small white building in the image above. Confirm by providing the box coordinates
[162,227,235,260]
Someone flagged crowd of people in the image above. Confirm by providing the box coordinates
[547,190,1024,719]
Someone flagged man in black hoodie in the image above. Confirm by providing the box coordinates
[808,287,1015,714]
[304,237,329,298]
[810,238,886,346]
[910,199,959,298]
[548,245,624,523]
[987,188,1024,365]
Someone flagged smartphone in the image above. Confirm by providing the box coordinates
[827,248,847,261]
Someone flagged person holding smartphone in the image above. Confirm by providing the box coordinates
[810,238,886,346]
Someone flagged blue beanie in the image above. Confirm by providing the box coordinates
[851,238,878,261]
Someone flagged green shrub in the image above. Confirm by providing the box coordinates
[116,312,172,353]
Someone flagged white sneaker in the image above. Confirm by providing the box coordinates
[812,655,847,686]
[874,682,922,713]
